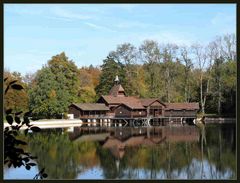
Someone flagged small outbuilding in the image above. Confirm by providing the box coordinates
[68,103,109,118]
[164,103,199,117]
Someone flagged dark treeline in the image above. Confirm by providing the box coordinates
[4,33,236,118]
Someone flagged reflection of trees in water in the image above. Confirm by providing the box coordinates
[94,125,235,179]
[204,124,236,179]
[24,124,235,179]
[113,143,196,179]
[96,146,121,179]
[101,125,236,179]
[27,132,100,179]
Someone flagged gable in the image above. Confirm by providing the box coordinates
[115,103,132,111]
[141,98,166,107]
[150,100,165,107]
[97,96,109,105]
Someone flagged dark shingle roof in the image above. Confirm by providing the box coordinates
[101,96,145,109]
[140,98,166,107]
[71,103,109,111]
[165,103,199,110]
[109,84,125,97]
[117,102,145,110]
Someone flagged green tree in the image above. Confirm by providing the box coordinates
[95,56,127,96]
[47,52,80,102]
[29,52,80,118]
[139,40,161,97]
[109,43,139,96]
[221,60,236,115]
[179,46,194,102]
[214,57,224,114]
[77,66,101,102]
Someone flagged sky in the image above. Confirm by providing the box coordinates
[4,4,236,75]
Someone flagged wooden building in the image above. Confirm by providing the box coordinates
[140,99,166,117]
[68,103,109,118]
[68,75,199,119]
[164,103,199,117]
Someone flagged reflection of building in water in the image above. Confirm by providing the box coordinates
[101,126,199,159]
[69,126,199,160]
[102,137,125,159]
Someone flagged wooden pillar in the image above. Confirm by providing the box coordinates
[147,106,149,117]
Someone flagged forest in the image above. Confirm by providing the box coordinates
[4,33,236,119]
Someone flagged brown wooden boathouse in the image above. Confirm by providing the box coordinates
[68,76,199,125]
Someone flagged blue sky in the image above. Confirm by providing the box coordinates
[4,4,236,75]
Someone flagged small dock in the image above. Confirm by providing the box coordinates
[79,116,196,127]
[4,119,84,130]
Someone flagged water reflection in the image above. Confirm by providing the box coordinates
[4,124,236,179]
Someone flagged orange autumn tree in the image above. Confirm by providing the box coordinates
[4,70,29,113]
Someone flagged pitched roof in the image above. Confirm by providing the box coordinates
[140,98,166,107]
[109,84,125,97]
[117,103,145,110]
[101,96,145,109]
[164,103,199,110]
[71,103,109,111]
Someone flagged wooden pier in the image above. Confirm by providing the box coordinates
[79,116,196,127]
[4,116,197,132]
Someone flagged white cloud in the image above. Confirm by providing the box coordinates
[45,15,73,22]
[114,21,161,29]
[84,22,117,32]
[51,7,92,21]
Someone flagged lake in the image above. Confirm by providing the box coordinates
[4,123,236,180]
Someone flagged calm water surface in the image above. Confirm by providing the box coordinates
[4,124,236,180]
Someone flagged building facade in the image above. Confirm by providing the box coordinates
[68,76,199,119]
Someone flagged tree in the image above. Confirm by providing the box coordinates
[219,34,236,61]
[206,34,236,115]
[212,57,225,114]
[139,40,161,97]
[4,78,47,179]
[221,60,236,115]
[29,52,80,118]
[4,70,29,113]
[77,66,101,102]
[179,46,193,102]
[47,52,80,102]
[77,86,97,103]
[95,56,127,96]
[86,65,101,88]
[159,43,180,102]
[109,43,139,96]
[191,44,209,114]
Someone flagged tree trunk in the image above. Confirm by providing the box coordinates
[217,81,222,115]
[203,73,210,114]
[200,74,205,114]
